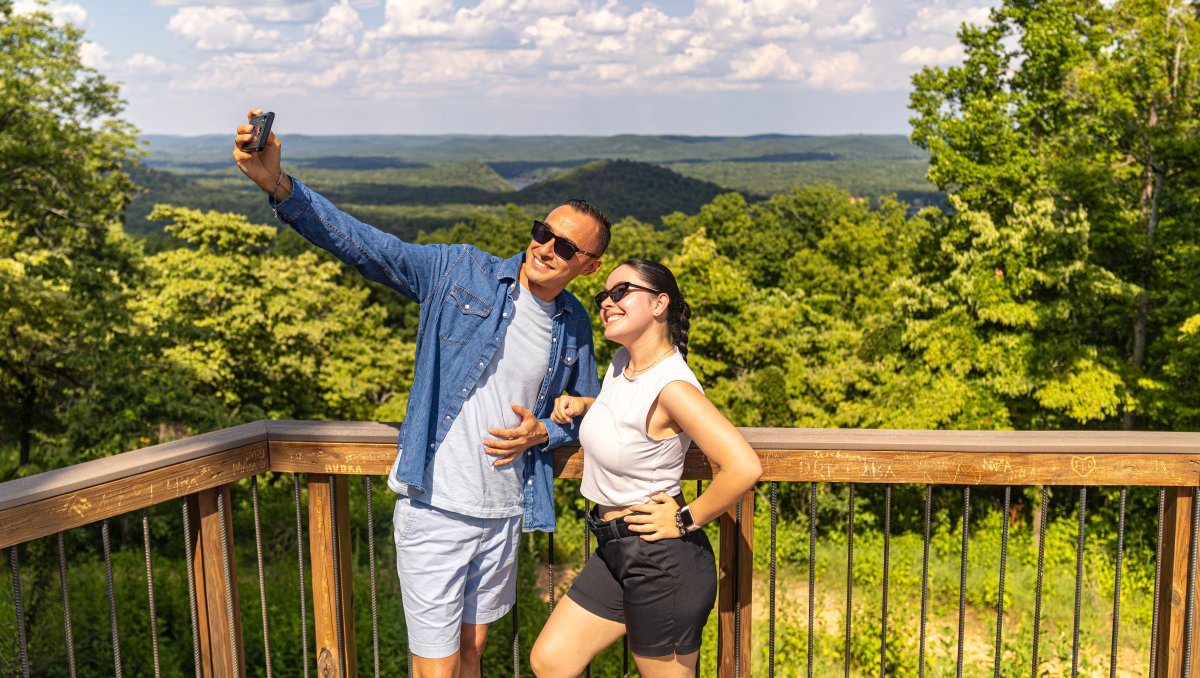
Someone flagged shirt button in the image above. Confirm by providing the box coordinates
[527,479,533,485]
[464,304,470,310]
[547,368,551,373]
[445,415,451,420]
[553,338,557,343]
[479,362,484,368]
[430,443,435,448]
[503,312,509,318]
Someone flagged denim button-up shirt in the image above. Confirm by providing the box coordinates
[273,178,600,532]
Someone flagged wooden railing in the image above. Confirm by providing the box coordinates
[2,421,1200,676]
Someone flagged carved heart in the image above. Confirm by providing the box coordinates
[1071,456,1096,477]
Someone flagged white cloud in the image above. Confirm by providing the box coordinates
[167,6,283,50]
[730,43,801,81]
[817,3,879,40]
[77,0,1004,129]
[898,43,964,66]
[807,51,870,91]
[14,0,87,25]
[308,1,363,50]
[151,0,329,23]
[79,40,107,68]
[908,5,993,34]
[127,52,169,74]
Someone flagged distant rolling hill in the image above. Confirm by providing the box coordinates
[125,158,729,240]
[515,159,726,223]
[126,133,940,242]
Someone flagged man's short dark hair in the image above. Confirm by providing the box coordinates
[565,198,611,255]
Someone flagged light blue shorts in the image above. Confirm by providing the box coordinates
[392,496,522,658]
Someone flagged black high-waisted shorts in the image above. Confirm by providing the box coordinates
[565,505,717,657]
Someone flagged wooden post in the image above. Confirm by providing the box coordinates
[1155,486,1200,677]
[187,486,245,678]
[718,489,754,678]
[309,474,357,677]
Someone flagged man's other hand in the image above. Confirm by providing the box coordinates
[484,403,549,467]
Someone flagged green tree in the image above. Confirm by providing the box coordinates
[136,206,415,424]
[909,0,1200,430]
[883,199,1132,430]
[0,1,142,467]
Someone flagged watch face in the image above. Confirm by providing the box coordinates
[680,506,695,528]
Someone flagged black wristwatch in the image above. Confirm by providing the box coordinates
[676,505,698,536]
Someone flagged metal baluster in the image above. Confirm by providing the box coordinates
[216,490,241,675]
[291,475,309,676]
[1185,484,1200,678]
[548,532,556,612]
[1150,487,1167,677]
[294,474,311,678]
[919,485,932,678]
[329,478,347,678]
[251,477,274,678]
[881,484,891,677]
[697,480,703,678]
[585,497,592,678]
[1071,487,1087,678]
[364,477,381,678]
[57,532,77,678]
[956,487,970,678]
[513,597,521,678]
[142,509,162,678]
[808,482,816,678]
[769,481,778,678]
[10,545,28,678]
[1031,486,1049,678]
[735,496,743,678]
[102,519,124,677]
[845,483,855,678]
[993,487,1010,678]
[182,500,203,677]
[1110,487,1127,678]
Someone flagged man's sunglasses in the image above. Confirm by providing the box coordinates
[532,220,601,261]
[594,281,663,308]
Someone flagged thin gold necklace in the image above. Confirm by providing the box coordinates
[625,346,675,376]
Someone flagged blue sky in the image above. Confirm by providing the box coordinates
[17,0,996,136]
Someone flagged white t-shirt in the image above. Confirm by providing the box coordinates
[579,347,703,507]
[401,283,555,518]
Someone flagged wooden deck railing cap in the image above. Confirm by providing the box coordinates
[264,419,401,444]
[737,427,1200,454]
[0,420,268,513]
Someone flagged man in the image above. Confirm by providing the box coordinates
[233,109,608,678]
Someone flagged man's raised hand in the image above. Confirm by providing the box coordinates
[233,107,290,199]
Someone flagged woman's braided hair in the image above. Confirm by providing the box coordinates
[620,258,691,360]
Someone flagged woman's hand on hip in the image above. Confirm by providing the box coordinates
[624,493,681,542]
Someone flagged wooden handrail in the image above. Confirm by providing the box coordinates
[5,420,1200,549]
[4,420,1200,678]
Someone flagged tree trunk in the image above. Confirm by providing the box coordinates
[19,384,33,466]
[1124,106,1162,431]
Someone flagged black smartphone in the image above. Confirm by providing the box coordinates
[245,112,275,153]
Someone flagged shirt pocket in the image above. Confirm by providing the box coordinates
[438,284,493,344]
[560,344,579,368]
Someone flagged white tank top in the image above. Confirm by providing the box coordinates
[578,347,703,507]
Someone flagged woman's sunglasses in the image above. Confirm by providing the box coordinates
[594,281,663,308]
[532,220,601,261]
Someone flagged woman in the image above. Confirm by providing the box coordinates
[530,259,762,678]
